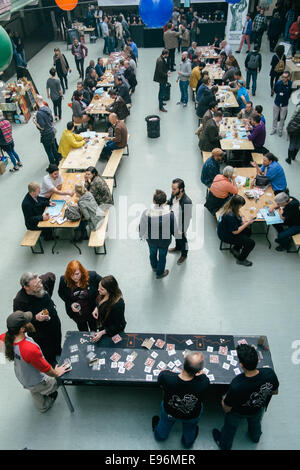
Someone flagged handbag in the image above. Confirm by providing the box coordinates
[255,175,269,187]
[65,204,81,221]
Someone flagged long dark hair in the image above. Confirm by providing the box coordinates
[97,276,122,324]
[222,195,245,218]
[275,45,284,59]
[86,166,98,180]
[4,329,18,361]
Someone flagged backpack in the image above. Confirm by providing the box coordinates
[247,53,260,70]
[65,204,81,221]
[274,57,285,74]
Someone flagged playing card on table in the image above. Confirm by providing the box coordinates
[144,366,152,373]
[118,367,125,374]
[185,339,193,346]
[92,362,101,371]
[87,345,95,352]
[168,349,176,356]
[174,359,182,367]
[110,352,121,362]
[222,362,230,370]
[155,339,165,349]
[237,339,248,345]
[117,362,124,368]
[151,351,158,359]
[231,350,237,356]
[145,357,155,367]
[167,361,175,369]
[112,334,122,344]
[209,355,219,364]
[111,362,118,368]
[142,338,155,350]
[218,346,228,356]
[146,374,153,381]
[207,374,215,381]
[153,369,160,376]
[70,344,78,353]
[207,346,214,353]
[166,343,175,351]
[130,351,138,361]
[126,355,132,362]
[203,368,209,375]
[230,359,238,367]
[125,361,134,371]
[157,361,166,370]
[99,358,105,365]
[227,355,233,362]
[234,368,241,375]
[70,355,79,363]
[86,352,96,361]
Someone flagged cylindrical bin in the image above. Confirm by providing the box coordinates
[164,82,171,101]
[145,115,160,138]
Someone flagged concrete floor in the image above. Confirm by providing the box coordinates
[0,35,299,450]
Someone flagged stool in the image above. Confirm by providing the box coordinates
[219,240,232,251]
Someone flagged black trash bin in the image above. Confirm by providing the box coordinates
[145,115,160,138]
[164,82,171,101]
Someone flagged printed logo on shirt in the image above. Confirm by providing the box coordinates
[168,394,198,414]
[242,382,274,408]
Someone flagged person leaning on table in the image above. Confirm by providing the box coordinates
[0,311,69,413]
[269,192,300,252]
[251,153,287,195]
[84,166,113,209]
[205,166,238,216]
[58,121,87,159]
[217,195,256,267]
[40,164,74,199]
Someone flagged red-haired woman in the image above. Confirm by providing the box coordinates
[58,260,101,331]
[91,276,126,342]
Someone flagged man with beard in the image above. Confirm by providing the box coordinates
[13,272,62,367]
[0,311,69,412]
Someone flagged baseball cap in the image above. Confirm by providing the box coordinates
[212,148,226,158]
[7,311,33,331]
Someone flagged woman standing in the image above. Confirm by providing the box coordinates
[217,195,256,267]
[269,45,286,96]
[53,48,69,94]
[286,105,300,165]
[58,260,101,331]
[0,110,23,172]
[91,276,126,342]
[84,166,113,208]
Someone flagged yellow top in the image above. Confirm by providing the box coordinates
[189,67,201,89]
[58,129,85,159]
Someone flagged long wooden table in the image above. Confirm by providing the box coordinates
[86,94,114,116]
[61,134,108,171]
[196,46,219,61]
[285,59,300,81]
[96,70,115,89]
[220,117,254,151]
[216,86,239,109]
[203,63,224,81]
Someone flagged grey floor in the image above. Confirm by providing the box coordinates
[0,35,300,450]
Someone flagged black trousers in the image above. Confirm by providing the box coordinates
[52,96,62,119]
[75,58,84,78]
[205,192,229,216]
[223,227,255,261]
[269,36,279,51]
[58,73,68,93]
[41,134,61,165]
[175,232,188,256]
[167,48,175,70]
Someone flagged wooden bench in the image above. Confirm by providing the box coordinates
[251,152,264,166]
[102,135,130,187]
[21,230,44,254]
[88,179,114,254]
[202,151,211,163]
[287,234,300,254]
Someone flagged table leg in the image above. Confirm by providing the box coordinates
[265,225,271,249]
[51,228,58,254]
[60,385,75,413]
[71,239,82,255]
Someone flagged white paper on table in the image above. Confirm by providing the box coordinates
[232,144,241,149]
[235,175,246,186]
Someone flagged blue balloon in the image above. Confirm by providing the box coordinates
[139,0,173,28]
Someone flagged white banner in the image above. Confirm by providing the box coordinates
[226,0,249,45]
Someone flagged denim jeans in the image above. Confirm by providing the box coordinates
[158,83,167,109]
[147,243,168,276]
[108,37,115,54]
[179,80,189,104]
[154,401,203,448]
[220,408,264,450]
[103,36,109,54]
[275,225,300,248]
[3,143,21,167]
[246,70,258,94]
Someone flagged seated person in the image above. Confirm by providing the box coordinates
[84,166,113,208]
[84,68,98,96]
[195,69,209,92]
[236,80,249,110]
[254,105,265,125]
[115,75,131,105]
[101,113,128,160]
[218,51,227,71]
[40,164,74,199]
[222,60,239,84]
[247,114,266,151]
[187,41,197,59]
[74,183,105,241]
[72,91,91,127]
[196,76,211,104]
[189,61,205,89]
[123,60,137,93]
[217,195,255,267]
[58,121,86,158]
[228,70,242,95]
[270,192,300,251]
[212,36,221,52]
[91,276,126,342]
[205,166,238,215]
[220,40,232,57]
[85,60,96,78]
[72,81,91,106]
[201,148,225,188]
[95,57,106,78]
[196,85,218,119]
[238,101,254,121]
[106,89,130,120]
[251,152,287,194]
[199,111,224,152]
[22,182,54,239]
[201,101,219,129]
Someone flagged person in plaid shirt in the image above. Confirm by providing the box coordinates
[252,9,267,50]
[0,110,23,172]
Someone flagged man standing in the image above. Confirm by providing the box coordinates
[236,13,252,53]
[152,351,210,448]
[245,45,262,96]
[153,49,170,113]
[163,23,179,72]
[168,178,192,265]
[101,16,109,55]
[71,38,88,80]
[127,37,138,59]
[201,148,225,188]
[34,96,60,166]
[13,272,62,367]
[0,311,69,413]
[271,71,293,137]
[212,344,279,450]
[252,9,267,50]
[139,190,176,279]
[176,52,192,107]
[179,25,190,53]
[46,68,63,121]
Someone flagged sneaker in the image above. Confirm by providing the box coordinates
[183,103,187,108]
[9,167,19,173]
[48,391,58,401]
[275,245,286,252]
[252,92,256,96]
[270,129,276,135]
[176,101,182,105]
[181,425,199,448]
[278,131,282,137]
[17,162,23,167]
[177,255,187,265]
[212,428,221,449]
[156,269,169,279]
[168,247,179,253]
[159,107,167,112]
[236,259,253,267]
[235,50,240,53]
[152,415,159,431]
[285,158,291,165]
[230,247,240,259]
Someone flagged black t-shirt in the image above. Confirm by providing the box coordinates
[217,212,242,241]
[158,370,210,420]
[224,368,279,415]
[283,198,300,227]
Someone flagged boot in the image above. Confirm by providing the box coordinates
[291,149,298,161]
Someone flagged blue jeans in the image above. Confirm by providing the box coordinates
[179,80,189,104]
[3,143,21,167]
[147,243,168,276]
[103,36,109,54]
[220,408,264,450]
[284,20,293,41]
[108,37,115,54]
[158,83,167,109]
[246,70,258,94]
[276,225,300,248]
[154,401,203,448]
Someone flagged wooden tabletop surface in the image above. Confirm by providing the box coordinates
[97,70,115,88]
[216,86,239,108]
[86,94,114,115]
[203,64,224,80]
[220,117,254,151]
[196,47,219,60]
[61,134,108,170]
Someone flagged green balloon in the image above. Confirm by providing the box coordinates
[0,26,13,72]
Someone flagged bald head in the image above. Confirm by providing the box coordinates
[183,351,204,377]
[109,113,118,125]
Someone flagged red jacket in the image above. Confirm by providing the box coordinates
[289,21,300,40]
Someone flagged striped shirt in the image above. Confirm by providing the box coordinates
[0,119,13,144]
